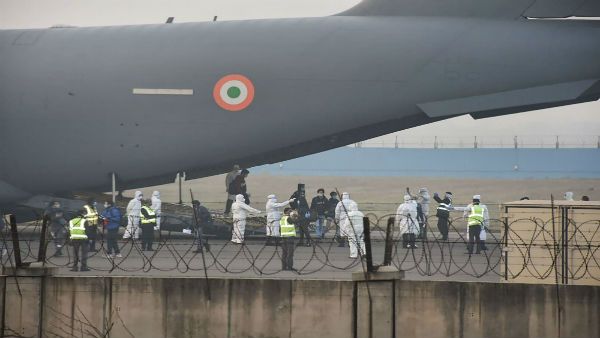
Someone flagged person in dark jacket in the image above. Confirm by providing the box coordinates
[290,184,312,247]
[325,192,340,243]
[192,200,211,253]
[310,188,328,240]
[101,200,122,258]
[44,201,67,257]
[433,192,453,241]
[230,169,250,205]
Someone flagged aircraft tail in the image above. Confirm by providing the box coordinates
[337,0,600,19]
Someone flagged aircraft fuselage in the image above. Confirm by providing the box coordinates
[1,17,599,203]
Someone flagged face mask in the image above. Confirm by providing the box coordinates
[93,202,97,206]
[332,195,337,199]
[318,193,324,197]
[104,204,109,209]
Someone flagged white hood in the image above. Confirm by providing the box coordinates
[135,191,143,200]
[236,194,246,203]
[342,192,350,200]
[152,191,161,199]
[267,194,276,201]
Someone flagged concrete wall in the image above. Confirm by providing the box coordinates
[1,275,598,338]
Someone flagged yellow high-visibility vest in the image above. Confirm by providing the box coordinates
[280,216,296,237]
[69,218,88,240]
[468,205,484,226]
[84,205,98,226]
[140,206,157,225]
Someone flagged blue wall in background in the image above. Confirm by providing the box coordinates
[252,148,600,179]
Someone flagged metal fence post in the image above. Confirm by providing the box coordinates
[37,214,50,262]
[111,172,117,204]
[383,217,394,266]
[362,217,374,272]
[178,172,183,204]
[9,215,22,267]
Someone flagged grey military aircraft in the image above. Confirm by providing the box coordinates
[1,0,599,204]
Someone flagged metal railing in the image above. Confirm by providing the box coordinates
[351,135,600,149]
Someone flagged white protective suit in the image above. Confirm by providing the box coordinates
[265,195,294,237]
[335,192,357,237]
[123,191,143,239]
[396,195,420,236]
[417,188,431,218]
[231,194,263,243]
[454,197,490,241]
[151,190,162,230]
[344,204,366,258]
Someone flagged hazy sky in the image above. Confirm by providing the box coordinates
[1,0,598,146]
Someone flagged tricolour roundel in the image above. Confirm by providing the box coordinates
[213,74,255,111]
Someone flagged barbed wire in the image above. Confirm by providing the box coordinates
[1,212,599,282]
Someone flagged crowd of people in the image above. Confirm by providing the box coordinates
[220,165,505,269]
[40,189,210,272]
[26,165,593,273]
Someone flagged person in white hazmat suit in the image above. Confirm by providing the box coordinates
[454,195,490,252]
[151,190,162,231]
[344,203,366,259]
[265,195,295,246]
[335,192,357,247]
[231,194,263,244]
[396,195,420,248]
[123,191,143,239]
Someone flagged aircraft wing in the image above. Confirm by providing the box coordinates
[338,0,600,19]
[417,79,600,119]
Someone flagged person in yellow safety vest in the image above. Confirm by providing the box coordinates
[83,199,99,252]
[69,210,90,272]
[140,200,157,251]
[454,195,490,254]
[280,208,299,271]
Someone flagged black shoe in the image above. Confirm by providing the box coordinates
[89,248,97,252]
[337,242,345,247]
[70,266,78,272]
[80,266,90,272]
[192,249,202,253]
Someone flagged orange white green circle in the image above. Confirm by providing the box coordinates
[213,74,255,111]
